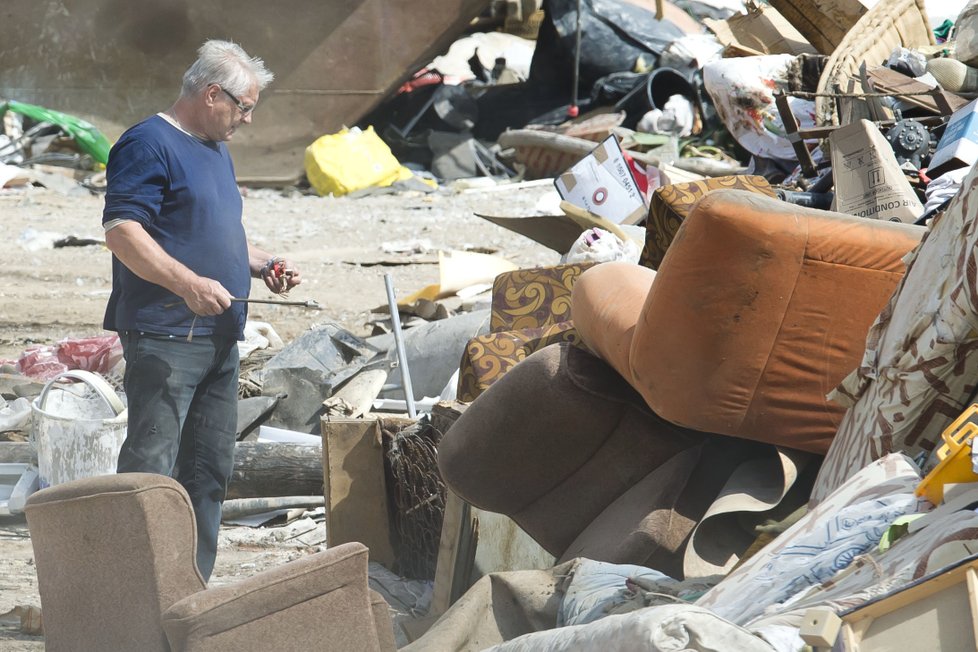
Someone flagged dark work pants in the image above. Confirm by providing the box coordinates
[117,331,238,581]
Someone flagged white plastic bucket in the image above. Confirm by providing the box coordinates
[30,370,127,488]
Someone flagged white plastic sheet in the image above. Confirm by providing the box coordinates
[703,54,816,161]
[560,228,641,265]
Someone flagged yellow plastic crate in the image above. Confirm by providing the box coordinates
[915,404,978,505]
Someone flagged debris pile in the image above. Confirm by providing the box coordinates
[12,0,978,650]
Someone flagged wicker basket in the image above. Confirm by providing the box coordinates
[815,0,934,125]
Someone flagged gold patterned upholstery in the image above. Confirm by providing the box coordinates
[641,175,775,269]
[489,263,596,332]
[457,322,581,402]
[458,263,596,402]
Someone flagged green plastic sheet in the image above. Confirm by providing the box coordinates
[1,100,112,165]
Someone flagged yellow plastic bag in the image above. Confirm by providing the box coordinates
[304,126,412,197]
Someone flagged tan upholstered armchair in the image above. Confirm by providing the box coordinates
[25,473,396,652]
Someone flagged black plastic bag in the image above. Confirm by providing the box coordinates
[530,0,685,97]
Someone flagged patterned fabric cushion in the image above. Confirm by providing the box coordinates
[456,322,581,403]
[489,263,596,333]
[641,175,775,269]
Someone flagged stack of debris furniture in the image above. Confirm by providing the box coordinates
[25,473,396,652]
[409,154,978,648]
[439,188,924,580]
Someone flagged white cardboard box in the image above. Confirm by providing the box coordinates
[929,98,978,176]
[554,135,647,225]
[829,119,923,223]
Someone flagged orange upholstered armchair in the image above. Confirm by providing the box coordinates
[572,189,923,455]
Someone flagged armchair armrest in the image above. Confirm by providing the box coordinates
[162,542,393,652]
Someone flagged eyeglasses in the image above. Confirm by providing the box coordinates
[218,86,256,116]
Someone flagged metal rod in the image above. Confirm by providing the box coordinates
[384,273,416,419]
[165,297,321,310]
[230,297,321,308]
[571,0,583,112]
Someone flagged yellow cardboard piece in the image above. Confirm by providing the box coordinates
[398,250,519,306]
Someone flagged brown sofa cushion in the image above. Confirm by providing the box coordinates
[440,342,706,559]
[557,436,778,580]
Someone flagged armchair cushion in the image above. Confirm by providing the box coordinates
[457,321,581,402]
[162,542,388,652]
[456,262,596,402]
[489,262,596,333]
[441,342,706,560]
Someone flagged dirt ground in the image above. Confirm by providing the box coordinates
[0,178,560,649]
[0,180,559,361]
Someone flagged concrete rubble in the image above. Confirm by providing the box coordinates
[6,0,978,649]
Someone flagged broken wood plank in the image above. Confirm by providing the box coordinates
[865,66,970,115]
[323,368,387,419]
[322,417,397,567]
[774,92,818,178]
[429,488,469,618]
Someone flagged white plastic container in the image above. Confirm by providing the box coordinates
[30,370,127,488]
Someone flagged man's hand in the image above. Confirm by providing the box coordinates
[259,257,302,294]
[180,276,233,316]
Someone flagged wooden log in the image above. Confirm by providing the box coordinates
[222,495,324,520]
[227,441,323,500]
[0,441,322,499]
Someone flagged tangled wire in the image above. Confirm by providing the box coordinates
[382,416,446,580]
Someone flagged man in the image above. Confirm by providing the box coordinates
[102,40,300,580]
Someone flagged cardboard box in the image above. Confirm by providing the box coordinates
[838,554,978,651]
[555,135,647,225]
[829,119,923,223]
[928,98,978,176]
[705,3,818,57]
[321,417,400,567]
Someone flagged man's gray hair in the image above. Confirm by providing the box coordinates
[180,40,274,98]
